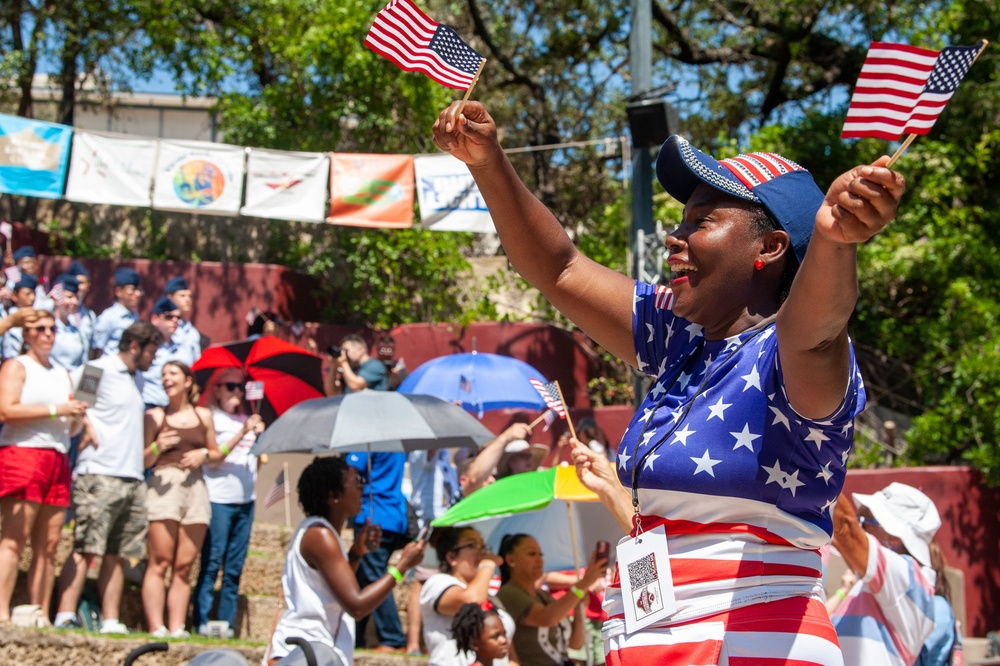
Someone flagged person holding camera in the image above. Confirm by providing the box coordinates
[324,334,387,396]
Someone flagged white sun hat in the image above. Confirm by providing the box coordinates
[852,482,941,567]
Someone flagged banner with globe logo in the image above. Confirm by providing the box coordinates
[152,139,246,215]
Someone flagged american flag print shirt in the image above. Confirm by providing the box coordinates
[604,281,866,632]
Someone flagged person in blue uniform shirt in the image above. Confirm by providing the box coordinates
[93,267,142,357]
[50,274,90,372]
[164,276,202,360]
[2,274,38,359]
[140,296,197,409]
[11,246,53,312]
[65,261,96,348]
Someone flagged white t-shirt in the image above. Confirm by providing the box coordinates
[72,354,146,480]
[203,408,258,504]
[0,355,73,453]
[269,516,355,665]
[420,572,515,666]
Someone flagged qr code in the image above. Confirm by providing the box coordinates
[627,552,658,591]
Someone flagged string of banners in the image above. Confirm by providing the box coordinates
[0,112,492,233]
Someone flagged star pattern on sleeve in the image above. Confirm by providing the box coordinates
[730,423,761,451]
[691,449,722,477]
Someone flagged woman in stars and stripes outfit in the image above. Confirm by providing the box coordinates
[433,102,906,666]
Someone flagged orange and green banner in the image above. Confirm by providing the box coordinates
[327,153,414,228]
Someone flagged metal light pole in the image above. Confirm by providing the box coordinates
[630,0,654,406]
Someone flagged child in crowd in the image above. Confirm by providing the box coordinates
[452,601,510,666]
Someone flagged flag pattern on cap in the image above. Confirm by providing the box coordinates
[365,0,485,90]
[530,379,566,419]
[842,41,983,140]
[719,152,807,190]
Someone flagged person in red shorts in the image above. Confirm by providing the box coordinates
[0,309,87,623]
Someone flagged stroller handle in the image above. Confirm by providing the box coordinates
[123,642,169,666]
[286,637,317,666]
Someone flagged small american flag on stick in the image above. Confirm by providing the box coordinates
[365,0,486,90]
[4,266,21,284]
[48,281,64,305]
[245,381,264,402]
[263,469,288,508]
[842,40,987,141]
[530,379,566,419]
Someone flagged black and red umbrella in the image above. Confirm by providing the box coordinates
[192,336,325,425]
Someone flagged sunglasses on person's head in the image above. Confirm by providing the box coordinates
[160,313,180,321]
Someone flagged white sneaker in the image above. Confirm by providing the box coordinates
[99,619,129,634]
[169,627,191,638]
[150,625,170,638]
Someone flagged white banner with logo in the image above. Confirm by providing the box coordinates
[64,131,156,206]
[152,139,245,215]
[241,148,330,222]
[413,154,495,233]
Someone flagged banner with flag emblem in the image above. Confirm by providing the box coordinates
[365,0,485,90]
[842,40,985,140]
[328,153,414,228]
[241,148,330,222]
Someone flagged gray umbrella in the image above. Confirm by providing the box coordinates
[250,389,497,455]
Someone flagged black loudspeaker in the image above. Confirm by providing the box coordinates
[626,98,679,148]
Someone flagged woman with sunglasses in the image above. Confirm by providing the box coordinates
[0,310,87,624]
[142,360,222,637]
[192,368,265,637]
[421,527,519,666]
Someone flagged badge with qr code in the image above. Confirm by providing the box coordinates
[616,524,675,634]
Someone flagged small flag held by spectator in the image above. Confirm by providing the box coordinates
[0,222,11,238]
[48,281,64,305]
[459,374,472,393]
[245,381,264,401]
[4,266,21,285]
[245,307,259,326]
[842,40,986,140]
[365,0,486,90]
[541,409,557,432]
[263,469,288,508]
[530,379,566,419]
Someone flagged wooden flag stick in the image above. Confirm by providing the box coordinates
[282,461,292,530]
[528,411,549,429]
[886,133,918,168]
[887,40,989,168]
[455,58,487,118]
[554,381,577,441]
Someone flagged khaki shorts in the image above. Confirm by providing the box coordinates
[72,474,148,560]
[146,466,211,526]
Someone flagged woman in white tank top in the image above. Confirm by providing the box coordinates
[267,456,427,665]
[0,309,87,623]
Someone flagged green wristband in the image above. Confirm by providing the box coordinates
[570,585,585,599]
[150,442,160,456]
[221,443,230,456]
[387,566,404,583]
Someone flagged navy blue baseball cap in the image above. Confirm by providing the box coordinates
[13,246,36,262]
[164,276,189,294]
[14,274,37,291]
[152,296,179,315]
[655,135,825,266]
[114,267,141,287]
[66,260,89,277]
[54,274,79,293]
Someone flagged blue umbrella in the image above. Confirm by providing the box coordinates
[398,352,548,414]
